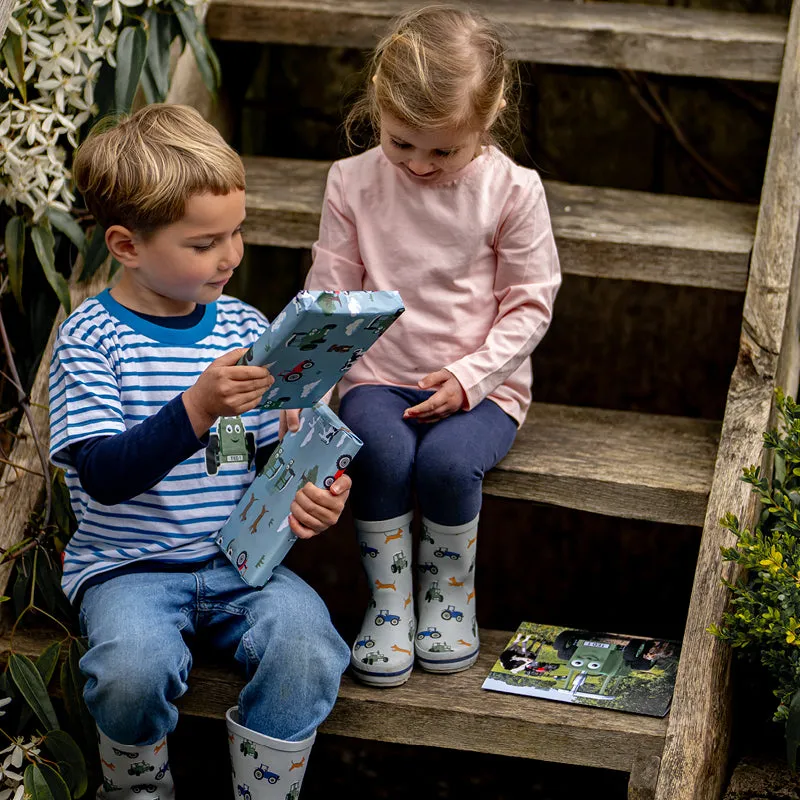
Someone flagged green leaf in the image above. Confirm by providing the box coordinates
[79,225,110,282]
[4,215,26,310]
[24,764,55,800]
[93,1,111,38]
[36,640,62,687]
[44,730,88,798]
[39,762,71,800]
[60,639,96,756]
[31,223,71,314]
[115,25,148,113]
[171,2,221,93]
[2,31,26,101]
[46,208,86,255]
[145,7,173,101]
[139,61,158,105]
[9,652,60,731]
[788,688,800,771]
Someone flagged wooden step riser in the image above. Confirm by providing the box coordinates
[206,0,788,83]
[242,157,757,293]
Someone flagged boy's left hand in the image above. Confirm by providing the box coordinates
[289,475,352,539]
[403,369,466,423]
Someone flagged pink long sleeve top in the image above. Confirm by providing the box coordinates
[306,145,561,426]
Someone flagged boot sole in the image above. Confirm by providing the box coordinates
[415,647,479,674]
[349,657,414,687]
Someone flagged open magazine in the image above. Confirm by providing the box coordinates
[482,621,681,717]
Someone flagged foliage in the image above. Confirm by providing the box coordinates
[0,0,220,313]
[709,389,800,769]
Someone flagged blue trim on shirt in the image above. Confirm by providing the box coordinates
[96,289,218,344]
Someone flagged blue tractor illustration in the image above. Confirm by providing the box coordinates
[441,604,464,622]
[206,416,256,475]
[360,542,379,558]
[418,561,438,575]
[375,609,400,626]
[254,764,280,784]
[286,324,337,350]
[237,784,252,800]
[155,761,170,780]
[417,626,442,640]
[354,635,375,650]
[434,547,460,560]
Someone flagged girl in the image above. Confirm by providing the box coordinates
[301,4,561,686]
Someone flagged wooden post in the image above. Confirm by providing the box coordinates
[655,1,800,798]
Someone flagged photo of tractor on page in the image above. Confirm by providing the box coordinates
[483,621,681,717]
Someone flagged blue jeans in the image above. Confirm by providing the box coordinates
[339,385,518,525]
[78,557,349,745]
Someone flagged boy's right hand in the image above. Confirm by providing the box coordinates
[183,349,274,437]
[279,409,301,439]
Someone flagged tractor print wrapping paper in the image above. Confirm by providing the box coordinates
[239,289,405,409]
[217,402,363,588]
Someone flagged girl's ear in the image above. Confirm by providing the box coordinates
[105,225,140,268]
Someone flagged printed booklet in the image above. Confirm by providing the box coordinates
[482,621,681,717]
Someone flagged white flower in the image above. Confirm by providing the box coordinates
[93,0,144,28]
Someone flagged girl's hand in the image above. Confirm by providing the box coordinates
[289,475,352,539]
[279,409,302,439]
[403,369,466,423]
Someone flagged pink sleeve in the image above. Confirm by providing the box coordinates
[306,162,366,291]
[445,173,561,410]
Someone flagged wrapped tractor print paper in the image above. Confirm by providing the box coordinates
[240,289,405,409]
[217,402,363,588]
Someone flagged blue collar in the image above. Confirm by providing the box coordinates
[97,289,218,344]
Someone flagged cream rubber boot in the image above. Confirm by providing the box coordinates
[226,707,315,800]
[415,515,480,673]
[95,727,174,800]
[349,512,416,687]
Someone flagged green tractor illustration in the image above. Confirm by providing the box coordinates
[127,761,154,777]
[103,777,123,792]
[364,309,403,335]
[261,395,291,410]
[424,581,443,603]
[317,291,342,315]
[286,781,302,800]
[206,416,256,475]
[361,650,389,665]
[428,642,454,653]
[262,445,296,492]
[390,551,408,574]
[240,739,258,759]
[286,324,337,350]
[553,631,658,699]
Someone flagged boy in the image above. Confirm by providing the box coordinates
[49,104,351,800]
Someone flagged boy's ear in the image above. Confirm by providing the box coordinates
[105,225,140,267]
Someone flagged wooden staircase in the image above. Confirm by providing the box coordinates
[2,2,799,799]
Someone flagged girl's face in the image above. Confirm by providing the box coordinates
[379,110,484,182]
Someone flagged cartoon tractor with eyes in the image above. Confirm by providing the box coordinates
[206,415,256,475]
[286,324,337,351]
[552,631,663,699]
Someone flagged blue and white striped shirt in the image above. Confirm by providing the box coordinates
[49,290,279,602]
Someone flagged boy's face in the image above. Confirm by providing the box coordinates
[111,190,246,315]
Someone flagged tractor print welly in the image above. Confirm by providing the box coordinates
[206,416,256,475]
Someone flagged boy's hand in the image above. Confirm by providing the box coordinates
[183,348,274,437]
[403,369,466,423]
[289,475,352,539]
[279,409,302,439]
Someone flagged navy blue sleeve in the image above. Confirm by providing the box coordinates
[70,395,207,506]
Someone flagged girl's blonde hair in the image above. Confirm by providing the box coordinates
[345,4,518,148]
[73,104,246,236]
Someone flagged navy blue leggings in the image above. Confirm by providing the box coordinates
[338,385,518,526]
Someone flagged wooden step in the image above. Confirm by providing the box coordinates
[3,627,667,774]
[207,0,788,82]
[243,155,757,292]
[485,403,720,527]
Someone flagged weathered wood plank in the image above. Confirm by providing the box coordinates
[207,0,788,82]
[2,627,665,773]
[486,404,720,527]
[655,1,800,798]
[0,268,111,597]
[243,156,757,292]
[629,754,661,800]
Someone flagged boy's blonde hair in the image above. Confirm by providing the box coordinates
[73,104,246,236]
[346,4,518,148]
